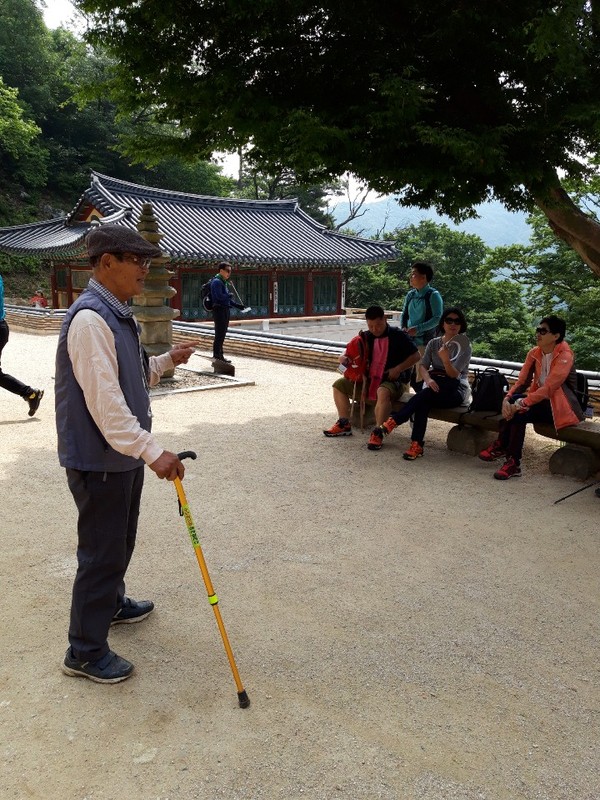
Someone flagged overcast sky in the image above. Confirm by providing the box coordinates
[42,0,78,28]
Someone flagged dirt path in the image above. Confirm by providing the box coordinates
[1,331,598,800]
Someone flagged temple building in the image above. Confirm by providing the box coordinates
[0,172,397,320]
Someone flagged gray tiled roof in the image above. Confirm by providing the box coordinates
[0,172,398,266]
[0,209,127,258]
[0,218,88,257]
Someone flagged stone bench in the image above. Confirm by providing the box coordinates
[352,393,600,478]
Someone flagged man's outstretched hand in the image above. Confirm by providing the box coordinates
[169,341,198,366]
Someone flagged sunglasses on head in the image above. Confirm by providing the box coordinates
[535,327,551,335]
[444,316,461,324]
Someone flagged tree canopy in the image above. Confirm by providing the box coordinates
[390,221,533,361]
[75,0,600,274]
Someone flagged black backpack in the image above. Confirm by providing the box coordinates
[573,371,590,412]
[469,368,509,413]
[201,280,213,311]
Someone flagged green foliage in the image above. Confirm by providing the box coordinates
[500,210,600,369]
[390,221,533,360]
[233,160,339,225]
[0,77,47,190]
[74,0,600,213]
[345,264,402,310]
[348,221,533,362]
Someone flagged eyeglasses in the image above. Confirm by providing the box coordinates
[535,327,551,335]
[117,253,152,269]
[444,317,461,324]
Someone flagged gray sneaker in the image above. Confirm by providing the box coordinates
[62,648,134,683]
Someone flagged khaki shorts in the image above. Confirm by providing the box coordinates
[333,376,407,405]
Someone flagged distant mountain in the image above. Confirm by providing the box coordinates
[331,197,531,248]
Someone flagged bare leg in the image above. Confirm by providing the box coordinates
[375,387,392,426]
[333,387,352,420]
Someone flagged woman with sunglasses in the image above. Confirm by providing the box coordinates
[368,307,472,457]
[479,314,584,480]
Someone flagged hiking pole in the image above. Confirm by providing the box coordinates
[553,480,599,505]
[230,281,251,313]
[174,451,250,708]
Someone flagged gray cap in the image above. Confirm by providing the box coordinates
[86,224,161,259]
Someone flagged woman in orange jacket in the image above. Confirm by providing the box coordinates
[479,315,584,480]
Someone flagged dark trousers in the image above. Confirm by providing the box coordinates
[66,466,144,662]
[0,320,31,397]
[499,398,554,462]
[212,304,230,358]
[390,376,463,444]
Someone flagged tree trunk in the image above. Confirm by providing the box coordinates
[532,181,600,277]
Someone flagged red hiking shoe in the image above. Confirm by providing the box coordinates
[479,438,505,462]
[403,441,424,461]
[493,457,522,480]
[367,427,384,450]
[323,418,352,437]
[382,417,398,435]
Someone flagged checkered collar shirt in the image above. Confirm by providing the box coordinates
[88,278,133,318]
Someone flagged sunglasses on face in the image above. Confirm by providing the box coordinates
[535,327,551,335]
[444,317,461,324]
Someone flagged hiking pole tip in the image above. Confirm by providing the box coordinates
[238,690,251,708]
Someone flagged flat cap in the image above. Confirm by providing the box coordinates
[86,224,161,259]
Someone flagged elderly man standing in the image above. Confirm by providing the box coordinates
[55,225,197,684]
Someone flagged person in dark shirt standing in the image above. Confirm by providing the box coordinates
[210,262,247,362]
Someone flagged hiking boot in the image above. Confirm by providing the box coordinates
[26,389,44,417]
[367,427,384,450]
[479,438,505,462]
[382,417,398,435]
[403,441,424,460]
[62,648,134,684]
[111,597,155,625]
[323,418,352,437]
[493,457,522,480]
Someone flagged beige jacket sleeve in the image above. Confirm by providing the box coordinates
[67,309,172,465]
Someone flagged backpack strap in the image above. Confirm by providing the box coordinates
[423,287,433,321]
[402,287,434,328]
[401,291,414,328]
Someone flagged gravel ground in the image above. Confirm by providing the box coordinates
[0,331,599,800]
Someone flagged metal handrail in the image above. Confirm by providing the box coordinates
[5,304,600,390]
[172,319,600,390]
